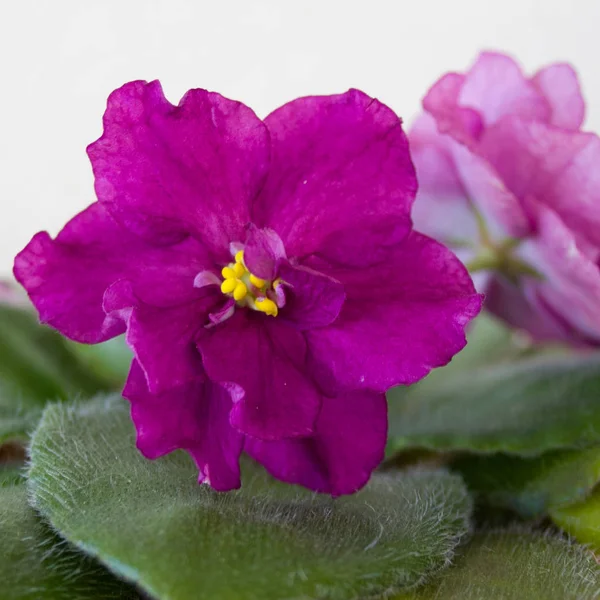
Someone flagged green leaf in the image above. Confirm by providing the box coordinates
[423,313,525,380]
[0,481,138,599]
[387,315,522,411]
[70,336,132,389]
[28,397,473,600]
[0,463,24,487]
[551,486,600,553]
[395,530,600,600]
[387,352,600,455]
[0,303,114,406]
[452,448,600,519]
[0,403,43,444]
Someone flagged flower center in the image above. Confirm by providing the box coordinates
[220,250,281,317]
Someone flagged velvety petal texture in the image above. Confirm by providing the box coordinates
[88,80,270,258]
[276,262,345,330]
[125,360,244,491]
[252,89,417,262]
[198,312,322,440]
[127,298,214,393]
[13,203,212,343]
[305,232,482,392]
[15,81,481,495]
[410,51,600,345]
[245,390,387,496]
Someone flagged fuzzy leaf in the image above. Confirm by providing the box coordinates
[453,448,600,518]
[0,463,24,487]
[0,481,138,599]
[551,486,600,553]
[28,396,473,600]
[387,352,600,455]
[395,530,600,599]
[0,304,113,406]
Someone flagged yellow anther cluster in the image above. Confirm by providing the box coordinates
[220,250,279,316]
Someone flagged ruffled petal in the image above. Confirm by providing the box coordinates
[450,143,531,238]
[516,205,600,342]
[423,52,551,146]
[305,232,482,393]
[253,89,416,262]
[532,64,585,130]
[484,276,574,342]
[124,360,244,491]
[409,114,478,244]
[422,72,483,146]
[88,80,270,258]
[246,390,387,496]
[479,117,600,246]
[197,312,321,440]
[13,203,209,343]
[458,52,551,126]
[127,294,219,393]
[277,262,345,330]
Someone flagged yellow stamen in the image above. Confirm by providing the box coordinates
[233,262,246,278]
[255,297,278,317]
[249,274,266,289]
[233,281,248,301]
[220,278,237,294]
[219,248,282,318]
[221,266,237,279]
[273,278,282,288]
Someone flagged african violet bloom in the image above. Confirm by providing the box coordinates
[410,51,600,344]
[14,81,480,494]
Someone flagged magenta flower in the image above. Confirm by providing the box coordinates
[410,51,600,344]
[14,81,480,494]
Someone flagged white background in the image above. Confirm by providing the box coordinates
[1,0,599,275]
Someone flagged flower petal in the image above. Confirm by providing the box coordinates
[13,229,125,343]
[516,205,600,342]
[13,202,209,343]
[305,232,482,393]
[458,52,551,126]
[423,52,551,146]
[88,80,270,257]
[422,72,483,146]
[450,142,531,238]
[484,276,573,343]
[127,295,218,394]
[277,262,345,330]
[253,89,416,262]
[409,114,478,244]
[532,64,585,130]
[197,312,321,440]
[246,390,387,496]
[479,117,600,246]
[124,360,244,491]
[243,225,286,280]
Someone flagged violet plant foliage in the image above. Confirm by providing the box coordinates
[13,83,481,495]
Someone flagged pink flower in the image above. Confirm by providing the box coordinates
[410,51,600,344]
[14,82,480,494]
